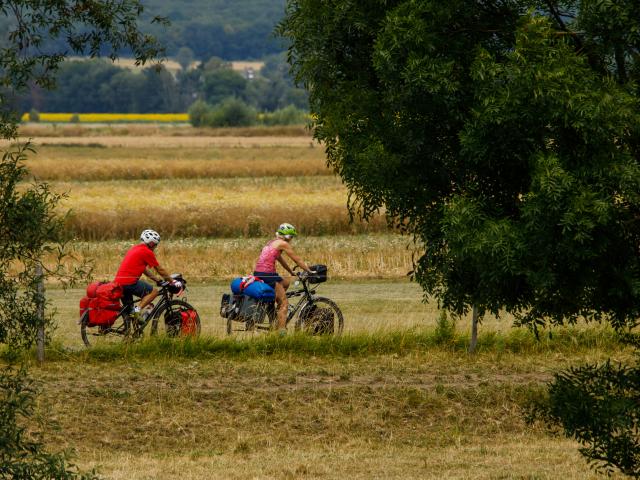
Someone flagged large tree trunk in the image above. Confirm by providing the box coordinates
[469,304,479,354]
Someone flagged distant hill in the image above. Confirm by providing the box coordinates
[0,0,288,61]
[141,0,288,60]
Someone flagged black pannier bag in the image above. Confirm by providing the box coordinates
[220,293,232,318]
[238,295,266,326]
[220,293,243,320]
[308,264,328,284]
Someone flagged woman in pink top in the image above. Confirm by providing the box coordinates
[254,223,312,333]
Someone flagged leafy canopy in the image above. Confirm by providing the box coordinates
[279,0,640,330]
[0,0,166,138]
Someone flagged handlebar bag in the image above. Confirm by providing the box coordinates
[308,264,328,284]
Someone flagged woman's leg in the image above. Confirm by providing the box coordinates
[274,281,288,330]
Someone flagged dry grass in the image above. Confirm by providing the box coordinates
[52,177,387,239]
[27,349,628,479]
[53,235,413,285]
[26,145,330,181]
[15,123,312,138]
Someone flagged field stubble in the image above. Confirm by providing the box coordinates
[55,177,388,239]
[26,145,330,181]
[30,348,628,480]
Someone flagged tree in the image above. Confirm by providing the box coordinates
[202,68,248,106]
[175,46,195,71]
[0,1,164,475]
[0,0,166,138]
[529,339,640,477]
[281,1,640,475]
[279,0,640,335]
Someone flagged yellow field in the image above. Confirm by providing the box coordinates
[21,113,189,123]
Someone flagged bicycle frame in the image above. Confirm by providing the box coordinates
[284,278,318,325]
[95,284,182,336]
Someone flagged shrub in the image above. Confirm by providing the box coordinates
[208,97,257,127]
[187,100,213,127]
[262,105,308,126]
[28,109,40,122]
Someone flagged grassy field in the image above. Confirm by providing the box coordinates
[51,235,414,282]
[26,332,630,480]
[5,125,629,479]
[26,145,330,181]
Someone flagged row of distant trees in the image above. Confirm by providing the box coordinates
[17,53,308,120]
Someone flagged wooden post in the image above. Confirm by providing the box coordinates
[469,304,479,354]
[36,263,45,364]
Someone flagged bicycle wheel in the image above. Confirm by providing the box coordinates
[294,297,344,335]
[151,299,201,338]
[80,311,131,347]
[226,301,275,338]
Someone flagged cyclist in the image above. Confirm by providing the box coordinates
[114,229,180,319]
[253,223,313,334]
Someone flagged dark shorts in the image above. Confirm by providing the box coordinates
[121,280,153,305]
[253,271,283,288]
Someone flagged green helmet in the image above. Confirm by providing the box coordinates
[276,223,298,238]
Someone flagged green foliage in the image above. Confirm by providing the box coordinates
[530,353,640,477]
[0,144,77,350]
[0,367,99,479]
[187,100,212,127]
[19,53,309,115]
[0,0,165,138]
[261,105,308,125]
[27,110,40,122]
[433,310,456,345]
[280,1,640,330]
[208,97,257,127]
[175,46,195,71]
[202,68,248,105]
[139,0,287,60]
[21,325,620,363]
[190,99,307,127]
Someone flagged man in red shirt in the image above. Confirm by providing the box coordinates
[114,229,178,315]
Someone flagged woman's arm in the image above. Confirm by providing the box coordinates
[277,256,294,275]
[280,242,311,272]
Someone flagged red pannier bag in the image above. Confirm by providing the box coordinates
[87,297,121,327]
[180,310,198,336]
[79,296,90,318]
[86,281,104,298]
[95,282,123,301]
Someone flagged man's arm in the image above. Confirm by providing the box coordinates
[280,242,311,272]
[144,265,172,283]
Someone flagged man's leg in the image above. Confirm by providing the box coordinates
[139,289,159,309]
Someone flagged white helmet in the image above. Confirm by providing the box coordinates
[140,229,161,246]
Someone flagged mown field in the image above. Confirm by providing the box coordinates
[8,124,629,479]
